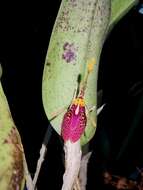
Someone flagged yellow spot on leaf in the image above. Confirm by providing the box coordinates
[87,58,96,72]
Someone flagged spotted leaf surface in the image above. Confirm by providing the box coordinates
[42,0,111,146]
[42,0,137,145]
[0,83,25,190]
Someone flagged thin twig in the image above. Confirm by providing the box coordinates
[33,124,52,189]
[23,155,34,190]
[33,144,47,189]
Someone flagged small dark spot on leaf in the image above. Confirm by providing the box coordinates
[3,139,9,144]
[46,62,51,66]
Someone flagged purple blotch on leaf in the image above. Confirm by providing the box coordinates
[62,42,77,63]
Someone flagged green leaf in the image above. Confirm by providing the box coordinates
[0,82,25,190]
[42,0,138,146]
[42,0,111,146]
[109,0,138,32]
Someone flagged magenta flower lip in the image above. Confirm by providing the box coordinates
[61,103,87,143]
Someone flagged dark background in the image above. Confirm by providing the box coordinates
[0,1,143,189]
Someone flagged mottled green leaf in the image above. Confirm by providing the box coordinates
[42,0,138,146]
[0,81,25,190]
[42,0,111,145]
